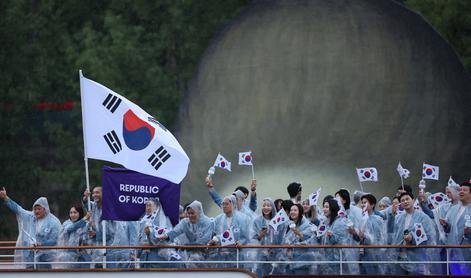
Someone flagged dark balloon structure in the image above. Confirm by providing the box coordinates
[175,0,471,210]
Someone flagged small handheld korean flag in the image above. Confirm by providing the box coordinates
[397,162,410,179]
[309,188,322,207]
[356,167,378,182]
[397,204,405,216]
[214,153,231,172]
[413,199,422,212]
[422,163,439,180]
[239,151,253,166]
[140,211,157,225]
[412,223,428,245]
[448,176,459,187]
[269,208,289,230]
[169,250,182,260]
[239,151,255,179]
[428,192,450,209]
[153,225,169,237]
[316,222,327,237]
[220,228,236,246]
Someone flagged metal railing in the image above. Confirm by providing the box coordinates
[0,243,470,275]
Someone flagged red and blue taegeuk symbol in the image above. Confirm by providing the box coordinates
[123,109,155,150]
[425,168,433,176]
[416,229,422,237]
[244,155,251,162]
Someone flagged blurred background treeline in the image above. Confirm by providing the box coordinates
[0,0,469,239]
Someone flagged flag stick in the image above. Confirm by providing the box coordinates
[400,175,404,191]
[102,221,107,268]
[251,164,255,180]
[79,70,91,211]
[358,180,364,192]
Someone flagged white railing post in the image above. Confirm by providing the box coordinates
[446,248,450,276]
[339,249,343,275]
[236,247,240,268]
[102,221,107,269]
[33,249,37,269]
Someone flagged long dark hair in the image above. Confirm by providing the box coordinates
[325,199,340,226]
[335,189,350,210]
[70,204,84,221]
[290,204,304,225]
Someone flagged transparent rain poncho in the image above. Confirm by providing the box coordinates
[4,197,61,268]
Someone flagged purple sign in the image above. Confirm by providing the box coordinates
[102,166,180,226]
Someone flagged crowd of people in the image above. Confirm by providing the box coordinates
[0,175,470,276]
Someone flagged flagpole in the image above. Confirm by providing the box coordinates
[400,175,404,191]
[358,180,364,192]
[79,70,91,212]
[251,164,255,180]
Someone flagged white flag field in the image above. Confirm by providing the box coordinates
[239,151,253,166]
[356,167,378,182]
[213,153,232,171]
[80,72,190,184]
[396,162,410,179]
[422,163,439,180]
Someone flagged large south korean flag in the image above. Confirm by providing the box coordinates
[80,71,190,184]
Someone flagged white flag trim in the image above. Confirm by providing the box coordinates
[80,72,189,183]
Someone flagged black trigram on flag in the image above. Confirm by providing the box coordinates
[104,130,122,154]
[102,93,122,113]
[148,146,171,171]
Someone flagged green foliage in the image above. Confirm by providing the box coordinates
[402,0,471,73]
[0,0,248,239]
